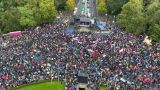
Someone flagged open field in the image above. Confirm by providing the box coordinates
[9,81,65,90]
[9,80,107,90]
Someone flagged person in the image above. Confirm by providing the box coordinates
[0,20,159,90]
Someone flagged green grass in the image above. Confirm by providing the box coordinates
[9,80,107,90]
[100,86,106,90]
[9,81,65,90]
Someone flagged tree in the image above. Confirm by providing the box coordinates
[146,0,160,42]
[66,0,75,12]
[106,0,128,16]
[1,0,13,10]
[0,0,57,33]
[19,0,57,26]
[149,23,160,42]
[97,0,107,15]
[38,0,57,23]
[18,6,37,27]
[143,0,151,6]
[1,8,21,33]
[0,0,27,33]
[117,0,145,35]
[0,2,4,32]
[55,0,67,11]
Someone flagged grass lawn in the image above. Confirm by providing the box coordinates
[100,86,106,90]
[9,81,65,90]
[9,80,107,90]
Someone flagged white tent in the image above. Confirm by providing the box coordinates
[143,36,152,46]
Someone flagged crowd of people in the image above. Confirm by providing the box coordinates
[0,20,160,90]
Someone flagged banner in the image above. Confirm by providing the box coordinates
[9,31,22,37]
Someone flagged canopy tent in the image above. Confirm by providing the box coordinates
[79,27,90,32]
[66,27,74,35]
[143,36,152,46]
[96,22,105,31]
[99,21,106,27]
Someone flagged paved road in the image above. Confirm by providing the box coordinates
[75,0,96,18]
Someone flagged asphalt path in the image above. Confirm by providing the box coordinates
[75,0,96,18]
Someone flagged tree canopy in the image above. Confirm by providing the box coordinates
[117,0,160,42]
[106,0,128,16]
[97,0,107,15]
[146,0,160,42]
[66,0,76,12]
[117,0,145,35]
[0,0,56,33]
[55,0,67,11]
[0,0,159,42]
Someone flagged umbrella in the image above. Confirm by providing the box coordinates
[66,27,74,35]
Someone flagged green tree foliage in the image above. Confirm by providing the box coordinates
[38,0,57,23]
[0,0,57,33]
[146,0,160,42]
[117,0,145,35]
[97,0,107,15]
[117,0,160,42]
[1,8,21,33]
[1,0,13,10]
[1,0,27,10]
[143,0,151,6]
[18,6,36,27]
[55,0,66,11]
[106,0,128,16]
[66,0,76,12]
[24,0,57,25]
[0,2,4,32]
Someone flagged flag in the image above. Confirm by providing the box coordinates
[119,48,124,53]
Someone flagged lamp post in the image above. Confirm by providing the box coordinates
[105,13,108,21]
[51,67,53,83]
[58,62,59,83]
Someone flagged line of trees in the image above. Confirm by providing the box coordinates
[97,0,160,42]
[0,0,76,33]
[0,0,159,42]
[0,0,57,33]
[117,0,160,42]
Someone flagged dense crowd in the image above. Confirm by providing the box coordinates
[0,20,160,90]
